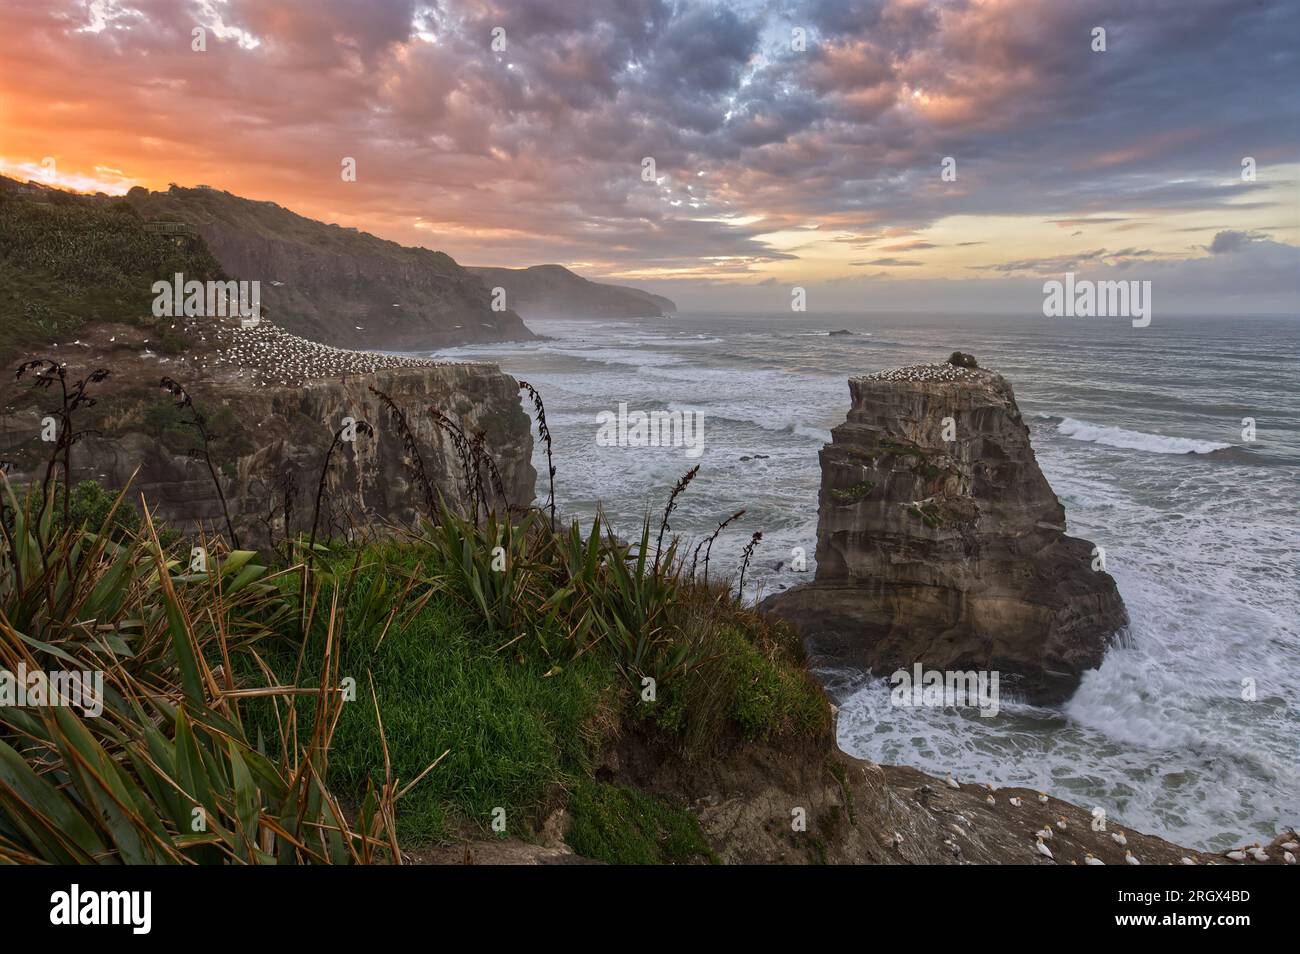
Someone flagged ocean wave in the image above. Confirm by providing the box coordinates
[666,400,833,443]
[1051,416,1232,455]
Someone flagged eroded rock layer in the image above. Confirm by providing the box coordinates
[765,361,1127,704]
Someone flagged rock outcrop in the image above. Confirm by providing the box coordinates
[0,319,535,551]
[467,264,676,318]
[765,359,1127,705]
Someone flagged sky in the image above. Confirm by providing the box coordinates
[1,0,1298,314]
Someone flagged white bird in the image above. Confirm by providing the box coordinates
[1285,852,1295,865]
[1111,830,1126,846]
[1125,850,1140,866]
[1056,816,1068,831]
[1036,838,1054,860]
[1249,845,1269,863]
[945,773,960,790]
[1180,857,1196,865]
[1037,792,1048,804]
[1035,827,1054,841]
[1225,849,1248,861]
[1281,841,1299,851]
[986,795,995,805]
[1009,797,1022,807]
[1085,853,1105,865]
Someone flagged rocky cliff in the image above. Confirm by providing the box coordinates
[467,264,676,318]
[765,357,1127,705]
[0,317,535,551]
[125,184,535,350]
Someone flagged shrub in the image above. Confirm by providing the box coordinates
[947,351,979,368]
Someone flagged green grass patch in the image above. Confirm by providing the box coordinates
[565,780,717,864]
[830,479,875,504]
[0,184,225,362]
[645,600,830,754]
[248,544,617,843]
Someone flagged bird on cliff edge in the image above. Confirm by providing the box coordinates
[1125,850,1141,866]
[1035,838,1054,860]
[1085,854,1105,865]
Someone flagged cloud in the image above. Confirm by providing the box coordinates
[0,0,1295,307]
[1206,229,1267,254]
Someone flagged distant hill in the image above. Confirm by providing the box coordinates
[468,264,676,319]
[123,185,534,350]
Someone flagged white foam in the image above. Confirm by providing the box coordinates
[1055,417,1231,455]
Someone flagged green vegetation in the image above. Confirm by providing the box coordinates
[0,181,226,362]
[139,396,252,465]
[646,607,828,754]
[250,542,615,843]
[59,478,141,540]
[831,479,875,504]
[0,385,833,864]
[566,780,716,864]
[947,351,979,368]
[907,502,944,529]
[0,480,390,864]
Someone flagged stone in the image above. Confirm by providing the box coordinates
[764,360,1127,705]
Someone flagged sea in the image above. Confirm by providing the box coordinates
[427,310,1299,851]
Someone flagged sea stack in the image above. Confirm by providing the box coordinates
[764,356,1127,705]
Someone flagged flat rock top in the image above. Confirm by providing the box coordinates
[855,362,1000,385]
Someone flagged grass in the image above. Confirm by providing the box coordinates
[243,530,830,852]
[566,780,717,865]
[644,596,830,755]
[0,183,225,363]
[247,542,617,843]
[1,368,837,862]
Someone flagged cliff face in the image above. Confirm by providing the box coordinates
[765,360,1127,705]
[467,264,676,318]
[125,185,535,350]
[0,320,535,551]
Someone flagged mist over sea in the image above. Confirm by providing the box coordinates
[429,310,1300,850]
